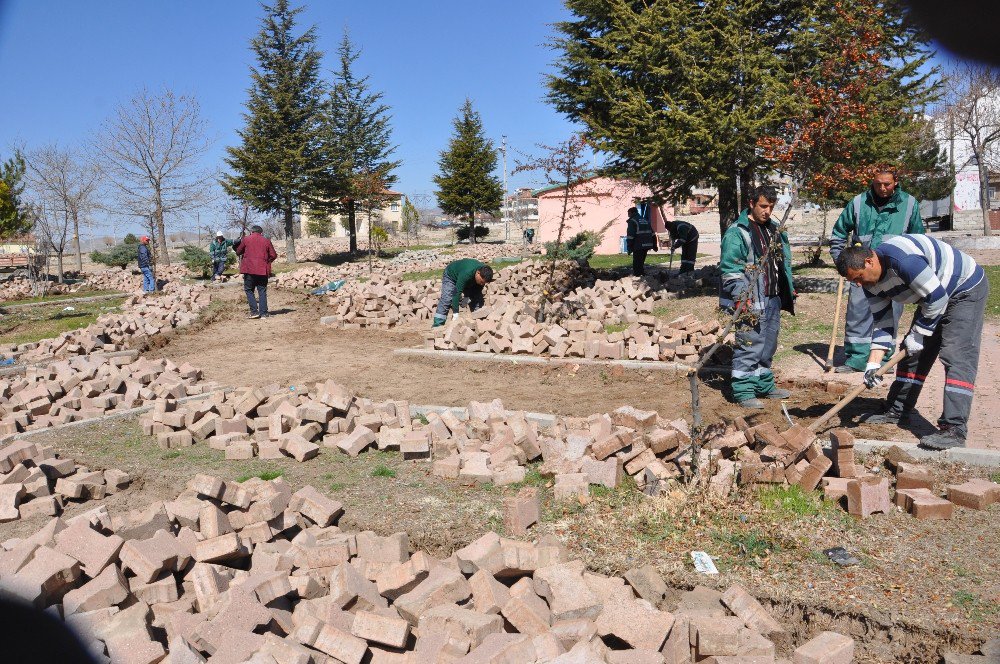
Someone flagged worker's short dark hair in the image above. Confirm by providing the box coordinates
[873,166,898,180]
[477,265,494,283]
[835,246,874,276]
[748,185,778,205]
[251,225,263,234]
[627,207,638,217]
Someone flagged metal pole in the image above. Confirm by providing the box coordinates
[500,136,509,242]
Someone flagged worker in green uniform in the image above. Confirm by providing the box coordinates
[719,185,796,408]
[829,167,924,372]
[432,259,495,327]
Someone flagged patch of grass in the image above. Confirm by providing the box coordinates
[603,323,628,334]
[634,508,678,543]
[2,289,119,306]
[400,269,440,282]
[0,297,125,346]
[371,466,396,478]
[758,484,825,518]
[990,471,1000,484]
[952,590,1000,622]
[587,253,708,270]
[715,528,780,568]
[329,482,346,491]
[509,465,546,490]
[416,414,430,425]
[160,450,181,460]
[236,469,284,482]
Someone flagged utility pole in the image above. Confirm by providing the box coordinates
[948,110,956,230]
[499,135,509,242]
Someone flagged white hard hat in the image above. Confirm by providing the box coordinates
[216,230,224,237]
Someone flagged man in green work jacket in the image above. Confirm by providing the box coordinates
[433,258,495,327]
[829,167,924,372]
[720,185,796,409]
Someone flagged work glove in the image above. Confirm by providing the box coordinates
[903,330,924,355]
[863,362,883,389]
[451,313,459,321]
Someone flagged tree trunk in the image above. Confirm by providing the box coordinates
[155,205,170,266]
[717,177,739,236]
[56,253,64,284]
[72,212,83,273]
[977,154,992,236]
[469,212,477,245]
[348,200,358,254]
[738,168,753,213]
[284,206,297,263]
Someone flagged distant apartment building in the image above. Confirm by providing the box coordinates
[500,187,539,228]
[299,191,405,239]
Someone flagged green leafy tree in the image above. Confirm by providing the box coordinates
[319,31,400,254]
[180,244,235,278]
[548,1,936,234]
[0,150,32,240]
[401,196,420,239]
[434,99,503,244]
[223,0,326,263]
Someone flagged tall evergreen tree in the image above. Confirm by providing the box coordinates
[0,150,31,240]
[548,0,936,233]
[401,196,420,239]
[434,99,503,244]
[223,0,325,263]
[319,31,400,254]
[900,118,953,203]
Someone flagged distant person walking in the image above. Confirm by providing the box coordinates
[233,225,277,319]
[625,204,658,277]
[209,231,234,281]
[137,236,155,293]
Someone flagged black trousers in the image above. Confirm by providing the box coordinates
[243,274,269,316]
[632,248,648,276]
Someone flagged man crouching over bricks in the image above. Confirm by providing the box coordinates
[835,235,988,450]
[432,259,494,328]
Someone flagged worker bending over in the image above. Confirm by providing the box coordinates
[433,259,494,328]
[835,235,987,450]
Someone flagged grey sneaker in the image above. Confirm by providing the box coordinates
[739,398,765,410]
[763,388,791,399]
[862,409,911,426]
[835,365,861,373]
[248,313,260,319]
[919,429,965,450]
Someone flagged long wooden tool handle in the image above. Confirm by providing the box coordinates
[809,349,907,432]
[825,277,846,371]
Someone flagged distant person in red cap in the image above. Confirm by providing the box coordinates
[137,235,155,293]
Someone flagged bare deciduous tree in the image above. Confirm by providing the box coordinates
[30,202,73,283]
[945,65,1000,236]
[94,87,214,263]
[25,144,100,273]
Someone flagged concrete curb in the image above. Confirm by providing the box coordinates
[394,347,697,374]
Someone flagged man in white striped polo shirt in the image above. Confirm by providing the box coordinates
[835,235,989,449]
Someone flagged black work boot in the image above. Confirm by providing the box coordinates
[862,408,912,426]
[918,429,966,450]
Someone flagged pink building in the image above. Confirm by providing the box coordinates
[534,177,673,255]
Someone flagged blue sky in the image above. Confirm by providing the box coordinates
[0,0,579,236]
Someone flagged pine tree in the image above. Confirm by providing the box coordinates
[434,99,503,244]
[223,0,326,263]
[319,31,400,254]
[548,0,937,233]
[0,150,31,240]
[900,118,952,203]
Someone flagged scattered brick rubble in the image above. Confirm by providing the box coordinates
[4,283,212,362]
[85,265,192,293]
[0,472,862,663]
[0,355,217,438]
[0,278,76,301]
[0,439,130,522]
